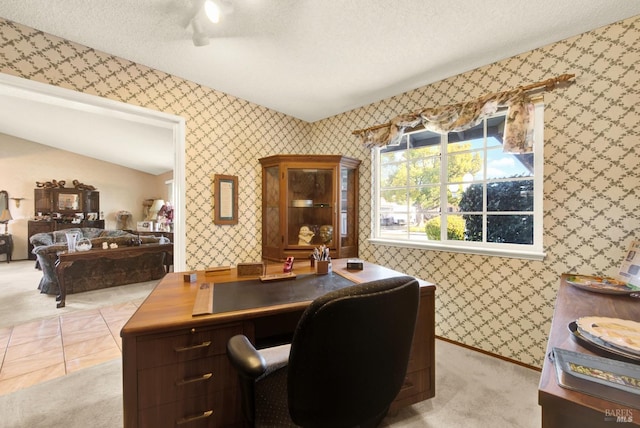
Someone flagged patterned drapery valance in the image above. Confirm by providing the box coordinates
[353,74,575,154]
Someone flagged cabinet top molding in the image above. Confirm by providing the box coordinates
[259,154,361,167]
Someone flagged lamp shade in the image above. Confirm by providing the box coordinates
[150,199,165,212]
[0,209,12,222]
[149,199,165,220]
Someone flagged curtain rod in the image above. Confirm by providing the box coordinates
[352,73,575,136]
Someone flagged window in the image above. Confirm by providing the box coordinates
[372,103,544,260]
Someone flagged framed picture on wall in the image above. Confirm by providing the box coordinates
[212,174,238,225]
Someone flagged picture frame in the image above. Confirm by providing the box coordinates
[212,174,238,225]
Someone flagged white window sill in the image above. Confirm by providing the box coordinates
[368,238,546,261]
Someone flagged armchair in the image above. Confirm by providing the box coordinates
[227,275,420,428]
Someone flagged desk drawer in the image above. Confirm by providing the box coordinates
[138,355,235,409]
[406,340,426,373]
[138,389,238,428]
[137,324,242,369]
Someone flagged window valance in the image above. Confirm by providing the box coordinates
[353,73,575,154]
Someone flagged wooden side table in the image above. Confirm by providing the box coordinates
[538,275,640,427]
[0,234,13,263]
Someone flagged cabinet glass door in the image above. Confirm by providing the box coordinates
[339,166,357,256]
[34,189,52,215]
[263,165,281,259]
[287,168,334,249]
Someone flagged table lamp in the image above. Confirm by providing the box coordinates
[148,199,165,221]
[0,209,12,234]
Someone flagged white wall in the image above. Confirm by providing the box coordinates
[0,134,169,260]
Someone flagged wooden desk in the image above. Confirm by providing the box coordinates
[121,259,436,428]
[538,275,640,427]
[55,243,173,308]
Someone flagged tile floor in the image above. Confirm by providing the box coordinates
[0,300,141,396]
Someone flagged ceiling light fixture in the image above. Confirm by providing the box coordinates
[191,19,210,46]
[186,0,234,47]
[204,0,220,23]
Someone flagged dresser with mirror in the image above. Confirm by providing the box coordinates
[27,186,104,260]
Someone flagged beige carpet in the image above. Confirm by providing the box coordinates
[383,340,542,427]
[0,260,542,427]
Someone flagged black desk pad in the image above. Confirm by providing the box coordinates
[211,273,356,314]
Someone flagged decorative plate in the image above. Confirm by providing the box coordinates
[568,321,640,363]
[566,274,634,295]
[576,317,640,357]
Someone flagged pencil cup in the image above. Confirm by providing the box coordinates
[315,260,331,275]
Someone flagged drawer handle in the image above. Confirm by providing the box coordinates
[174,341,212,353]
[176,372,213,386]
[176,410,213,425]
[402,376,414,389]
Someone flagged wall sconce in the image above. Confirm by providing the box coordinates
[10,198,24,208]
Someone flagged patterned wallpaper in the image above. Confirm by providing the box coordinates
[1,16,638,367]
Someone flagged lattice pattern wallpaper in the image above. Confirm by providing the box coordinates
[1,16,638,366]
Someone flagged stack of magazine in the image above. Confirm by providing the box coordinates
[552,348,639,407]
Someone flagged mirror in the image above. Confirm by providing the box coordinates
[0,190,7,213]
[58,193,80,211]
[0,190,10,233]
[53,189,83,213]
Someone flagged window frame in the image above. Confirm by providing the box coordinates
[370,102,545,261]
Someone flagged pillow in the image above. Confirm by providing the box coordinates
[53,229,83,243]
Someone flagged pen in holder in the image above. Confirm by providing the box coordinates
[315,260,331,275]
[312,245,331,274]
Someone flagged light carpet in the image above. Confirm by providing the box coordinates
[0,260,542,427]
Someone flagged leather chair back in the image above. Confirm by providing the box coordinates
[287,275,420,428]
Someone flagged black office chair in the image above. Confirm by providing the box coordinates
[227,275,420,428]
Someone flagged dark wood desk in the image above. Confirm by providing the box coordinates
[538,275,640,427]
[55,243,173,308]
[121,259,436,428]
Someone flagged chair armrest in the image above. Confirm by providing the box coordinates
[227,335,267,379]
[30,233,54,246]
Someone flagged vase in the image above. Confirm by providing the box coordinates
[65,232,79,253]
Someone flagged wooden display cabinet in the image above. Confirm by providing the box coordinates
[259,155,360,261]
[33,188,100,216]
[28,187,103,260]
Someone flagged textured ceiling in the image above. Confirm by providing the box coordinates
[1,1,639,175]
[2,0,639,122]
